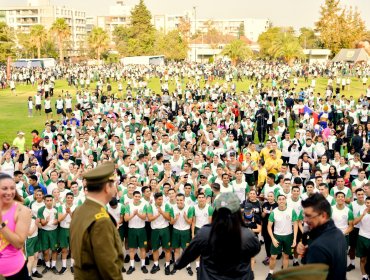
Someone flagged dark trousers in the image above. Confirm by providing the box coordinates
[257,127,267,143]
[262,222,272,257]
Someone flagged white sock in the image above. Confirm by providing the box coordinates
[293,258,298,262]
[71,259,74,266]
[269,269,274,274]
[141,259,145,266]
[32,268,36,273]
[130,260,134,267]
[196,261,199,268]
[186,264,191,268]
[62,259,67,268]
[45,261,50,268]
[165,262,170,267]
[362,275,368,280]
[51,260,56,267]
[350,259,355,265]
[154,261,158,266]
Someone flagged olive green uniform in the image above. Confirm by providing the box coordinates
[70,198,124,280]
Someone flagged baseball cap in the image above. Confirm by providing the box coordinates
[214,193,241,214]
[244,203,254,213]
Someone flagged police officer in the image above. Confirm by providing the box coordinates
[254,103,269,145]
[70,162,124,279]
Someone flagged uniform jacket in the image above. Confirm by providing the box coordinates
[70,198,124,280]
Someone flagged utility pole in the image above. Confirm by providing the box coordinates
[193,6,197,63]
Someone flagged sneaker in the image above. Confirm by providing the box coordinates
[346,264,355,271]
[260,240,265,245]
[170,268,177,275]
[37,259,43,267]
[59,267,67,275]
[51,267,59,275]
[41,267,50,274]
[150,264,160,274]
[293,261,300,267]
[134,254,140,262]
[31,271,43,278]
[124,255,130,263]
[164,265,170,275]
[187,267,194,276]
[126,266,135,275]
[262,257,270,266]
[121,267,126,273]
[141,266,148,274]
[266,273,273,280]
[70,267,74,274]
[145,256,150,265]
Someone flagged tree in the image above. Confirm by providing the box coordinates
[88,27,110,60]
[238,22,245,39]
[50,18,71,64]
[0,22,15,63]
[258,27,304,63]
[177,17,191,42]
[113,25,130,56]
[155,29,188,60]
[29,25,47,58]
[126,0,156,56]
[298,27,321,49]
[222,39,252,65]
[315,0,367,54]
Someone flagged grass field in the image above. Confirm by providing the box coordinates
[0,75,367,148]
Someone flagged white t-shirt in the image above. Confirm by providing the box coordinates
[269,207,298,235]
[331,205,353,234]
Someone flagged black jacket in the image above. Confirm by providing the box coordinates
[351,135,363,153]
[302,220,347,280]
[175,224,260,280]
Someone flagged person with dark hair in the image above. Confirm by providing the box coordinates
[297,193,347,280]
[266,194,299,279]
[173,192,260,279]
[146,192,172,275]
[0,173,31,279]
[70,162,124,280]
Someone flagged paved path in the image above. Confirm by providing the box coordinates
[40,247,361,280]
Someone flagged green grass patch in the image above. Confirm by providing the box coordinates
[0,76,366,148]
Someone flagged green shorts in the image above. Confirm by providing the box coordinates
[171,228,191,249]
[59,227,70,249]
[40,229,59,251]
[270,234,293,256]
[245,174,255,186]
[26,236,39,257]
[128,227,147,249]
[151,227,171,250]
[356,236,370,258]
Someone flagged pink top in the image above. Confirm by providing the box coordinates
[0,203,25,276]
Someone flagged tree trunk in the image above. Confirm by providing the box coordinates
[58,37,64,64]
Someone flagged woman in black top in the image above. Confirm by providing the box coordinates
[326,165,338,190]
[261,192,278,265]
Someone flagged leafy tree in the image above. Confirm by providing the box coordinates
[258,27,304,63]
[29,25,47,58]
[298,27,321,49]
[88,27,110,60]
[126,0,156,56]
[177,17,191,42]
[155,29,188,60]
[113,25,130,55]
[315,0,367,54]
[50,18,71,64]
[222,39,252,65]
[238,22,245,39]
[0,22,15,63]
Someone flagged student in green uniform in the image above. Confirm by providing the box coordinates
[38,195,59,274]
[57,192,76,274]
[124,191,148,275]
[26,211,42,279]
[266,194,298,280]
[147,192,172,275]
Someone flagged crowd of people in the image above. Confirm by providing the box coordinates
[1,60,370,280]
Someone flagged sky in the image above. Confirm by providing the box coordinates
[3,0,370,30]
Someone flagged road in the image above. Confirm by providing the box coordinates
[40,246,361,280]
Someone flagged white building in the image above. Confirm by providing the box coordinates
[303,49,331,65]
[0,0,87,56]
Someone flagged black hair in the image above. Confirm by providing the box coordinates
[209,208,242,269]
[154,192,163,199]
[301,193,331,218]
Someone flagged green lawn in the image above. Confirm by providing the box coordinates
[0,76,366,148]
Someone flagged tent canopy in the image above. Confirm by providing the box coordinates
[332,48,369,62]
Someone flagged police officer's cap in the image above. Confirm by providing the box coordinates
[83,162,115,185]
